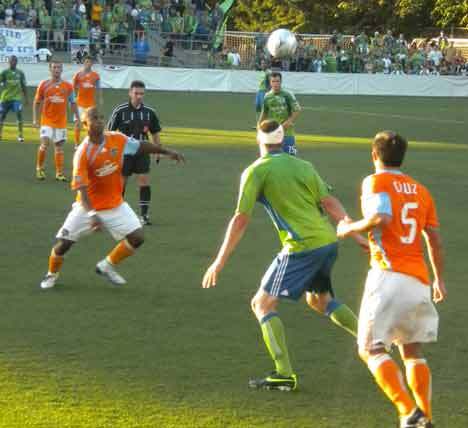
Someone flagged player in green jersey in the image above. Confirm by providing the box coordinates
[0,56,28,142]
[202,120,368,391]
[255,59,271,121]
[258,72,301,155]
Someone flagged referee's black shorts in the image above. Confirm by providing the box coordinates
[122,153,151,177]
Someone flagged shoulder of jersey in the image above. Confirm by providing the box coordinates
[106,130,127,139]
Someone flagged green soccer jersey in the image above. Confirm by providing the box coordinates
[236,152,337,253]
[0,69,26,103]
[262,89,301,137]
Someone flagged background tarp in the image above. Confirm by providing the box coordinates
[4,63,468,97]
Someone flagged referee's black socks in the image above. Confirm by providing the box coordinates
[139,186,151,217]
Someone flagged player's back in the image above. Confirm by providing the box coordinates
[250,152,336,252]
[362,170,438,284]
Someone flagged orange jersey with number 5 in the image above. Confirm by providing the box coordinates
[34,79,75,128]
[73,71,100,108]
[361,170,439,285]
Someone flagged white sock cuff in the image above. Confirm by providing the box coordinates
[404,358,427,369]
[367,353,392,375]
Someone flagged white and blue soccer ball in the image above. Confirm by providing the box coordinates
[267,29,298,59]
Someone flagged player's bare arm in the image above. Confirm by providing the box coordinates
[337,212,392,238]
[32,99,41,127]
[138,141,185,163]
[283,109,301,129]
[321,195,369,250]
[202,213,250,289]
[423,226,447,303]
[71,102,81,126]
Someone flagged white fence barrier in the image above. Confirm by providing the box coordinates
[2,63,468,97]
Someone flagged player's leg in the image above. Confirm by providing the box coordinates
[0,102,11,140]
[304,243,358,337]
[40,203,93,289]
[36,127,52,180]
[12,101,24,142]
[96,202,143,285]
[54,139,67,181]
[358,269,429,428]
[306,291,358,337]
[135,153,152,225]
[400,343,433,424]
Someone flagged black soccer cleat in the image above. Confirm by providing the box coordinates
[248,371,297,391]
[399,408,431,428]
[140,215,152,226]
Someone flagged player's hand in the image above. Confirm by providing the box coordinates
[168,151,185,164]
[202,260,223,289]
[282,120,292,129]
[337,219,353,238]
[432,279,447,303]
[90,214,102,232]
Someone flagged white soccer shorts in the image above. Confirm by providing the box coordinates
[56,202,142,242]
[358,268,439,353]
[40,126,67,143]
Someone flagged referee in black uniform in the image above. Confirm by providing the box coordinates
[107,80,161,225]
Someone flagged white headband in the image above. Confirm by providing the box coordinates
[257,125,284,145]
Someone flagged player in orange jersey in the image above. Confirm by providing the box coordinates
[39,107,185,290]
[72,56,103,148]
[33,61,80,182]
[337,131,446,428]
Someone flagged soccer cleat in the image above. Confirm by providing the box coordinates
[140,215,152,226]
[55,174,69,182]
[399,408,430,428]
[18,137,24,143]
[96,259,127,285]
[248,371,297,391]
[40,273,58,289]
[36,169,46,180]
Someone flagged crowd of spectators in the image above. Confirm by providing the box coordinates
[253,30,468,76]
[0,0,223,56]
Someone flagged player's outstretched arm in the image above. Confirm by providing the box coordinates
[321,195,369,251]
[202,213,250,289]
[139,141,185,163]
[423,227,447,303]
[337,213,391,237]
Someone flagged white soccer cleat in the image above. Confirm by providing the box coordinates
[95,259,127,285]
[18,137,25,143]
[40,273,58,289]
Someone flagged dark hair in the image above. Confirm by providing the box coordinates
[83,55,93,62]
[130,80,146,89]
[259,119,281,134]
[269,72,282,81]
[372,131,407,167]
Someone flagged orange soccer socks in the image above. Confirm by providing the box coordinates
[74,125,80,147]
[54,147,64,176]
[36,145,47,171]
[48,248,64,275]
[405,359,433,420]
[368,354,416,417]
[106,240,135,266]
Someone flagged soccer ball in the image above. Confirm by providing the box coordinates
[267,29,298,59]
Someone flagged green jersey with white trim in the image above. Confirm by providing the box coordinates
[0,69,26,102]
[236,152,337,253]
[262,89,301,137]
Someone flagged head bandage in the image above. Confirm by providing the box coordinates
[257,125,284,145]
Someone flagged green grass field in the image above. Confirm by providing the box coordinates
[0,90,467,428]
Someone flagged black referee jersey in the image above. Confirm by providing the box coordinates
[107,101,161,140]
